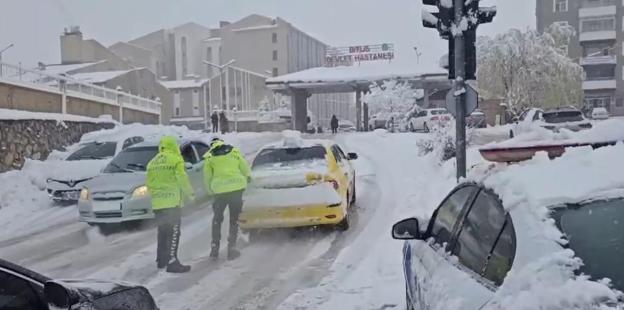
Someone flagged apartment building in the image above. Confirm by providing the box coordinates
[537,0,624,116]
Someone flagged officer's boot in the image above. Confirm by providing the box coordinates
[209,241,220,260]
[227,239,240,260]
[166,223,191,273]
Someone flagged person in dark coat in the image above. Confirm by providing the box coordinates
[330,115,339,134]
[219,111,229,134]
[211,112,219,133]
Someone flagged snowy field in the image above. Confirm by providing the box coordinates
[2,121,624,309]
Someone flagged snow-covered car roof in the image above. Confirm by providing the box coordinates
[466,143,624,307]
[260,131,333,150]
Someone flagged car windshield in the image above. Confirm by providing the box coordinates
[431,110,448,115]
[252,146,327,169]
[552,199,624,292]
[66,142,117,161]
[543,111,583,123]
[103,146,158,173]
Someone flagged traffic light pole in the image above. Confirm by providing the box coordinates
[454,0,467,180]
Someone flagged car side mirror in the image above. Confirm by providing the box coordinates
[347,152,358,160]
[184,162,193,170]
[44,281,79,309]
[512,116,519,123]
[392,218,422,240]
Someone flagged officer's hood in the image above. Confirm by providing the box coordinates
[159,136,181,155]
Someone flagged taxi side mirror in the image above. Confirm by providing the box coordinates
[347,152,358,160]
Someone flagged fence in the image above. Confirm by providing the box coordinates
[0,61,161,122]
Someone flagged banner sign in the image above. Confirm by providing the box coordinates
[325,43,395,67]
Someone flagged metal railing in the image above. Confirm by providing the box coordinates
[581,0,615,8]
[0,61,161,116]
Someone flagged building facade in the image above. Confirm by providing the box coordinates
[537,0,624,116]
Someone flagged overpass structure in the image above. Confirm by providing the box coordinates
[266,62,450,131]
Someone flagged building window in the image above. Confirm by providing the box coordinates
[584,42,614,57]
[272,68,278,77]
[272,32,278,43]
[554,0,568,12]
[273,50,278,61]
[581,17,615,32]
[181,36,188,78]
[206,47,212,61]
[585,65,615,80]
[616,98,624,107]
[585,96,612,109]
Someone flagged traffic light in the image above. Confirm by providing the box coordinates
[421,0,496,80]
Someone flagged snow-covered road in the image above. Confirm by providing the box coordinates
[1,131,459,309]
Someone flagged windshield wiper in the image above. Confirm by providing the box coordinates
[109,163,132,173]
[126,163,146,171]
[81,155,108,160]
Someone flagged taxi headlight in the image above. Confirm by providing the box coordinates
[79,188,91,201]
[132,185,149,198]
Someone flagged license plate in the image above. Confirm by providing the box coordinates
[92,201,121,212]
[63,191,80,200]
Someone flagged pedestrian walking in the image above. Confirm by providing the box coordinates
[211,111,219,133]
[146,136,195,273]
[330,115,339,134]
[219,111,229,134]
[203,138,251,260]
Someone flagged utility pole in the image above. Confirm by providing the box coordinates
[422,0,496,180]
[0,43,15,77]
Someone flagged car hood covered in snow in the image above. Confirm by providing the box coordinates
[46,279,157,309]
[44,159,109,181]
[84,172,146,194]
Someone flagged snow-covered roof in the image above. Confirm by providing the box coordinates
[266,62,449,93]
[231,24,278,32]
[160,79,209,89]
[69,69,135,84]
[34,61,106,76]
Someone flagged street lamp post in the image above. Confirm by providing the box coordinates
[0,43,15,77]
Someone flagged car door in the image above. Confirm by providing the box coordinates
[406,185,478,309]
[330,145,350,200]
[411,186,517,309]
[191,142,211,199]
[0,267,48,310]
[334,145,355,190]
[180,143,204,200]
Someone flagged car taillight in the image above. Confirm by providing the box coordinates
[327,180,339,190]
[442,116,450,121]
[431,116,439,121]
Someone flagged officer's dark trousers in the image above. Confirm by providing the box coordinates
[155,207,182,266]
[212,122,218,133]
[212,190,244,248]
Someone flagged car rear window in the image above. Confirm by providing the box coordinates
[66,142,117,161]
[103,146,158,173]
[543,111,583,123]
[431,110,448,115]
[552,199,624,292]
[252,146,327,168]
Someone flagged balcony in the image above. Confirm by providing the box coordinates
[579,30,616,42]
[579,0,616,18]
[580,55,617,65]
[582,79,617,90]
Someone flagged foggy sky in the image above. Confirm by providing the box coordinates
[0,0,535,71]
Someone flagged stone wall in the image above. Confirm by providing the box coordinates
[0,119,115,172]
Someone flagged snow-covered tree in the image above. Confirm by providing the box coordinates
[477,24,584,114]
[363,80,418,115]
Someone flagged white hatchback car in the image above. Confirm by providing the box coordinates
[592,107,610,120]
[393,144,624,309]
[409,108,451,132]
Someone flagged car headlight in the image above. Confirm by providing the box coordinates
[132,185,149,199]
[79,188,91,201]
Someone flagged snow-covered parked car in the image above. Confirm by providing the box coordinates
[46,135,145,203]
[393,143,624,309]
[240,135,357,232]
[511,107,592,137]
[0,258,158,309]
[466,109,487,128]
[338,120,357,132]
[592,107,610,120]
[77,138,211,225]
[409,108,451,132]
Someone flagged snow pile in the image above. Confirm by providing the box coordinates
[486,118,624,149]
[0,108,118,124]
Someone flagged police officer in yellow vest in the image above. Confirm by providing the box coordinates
[146,136,195,273]
[203,138,251,260]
